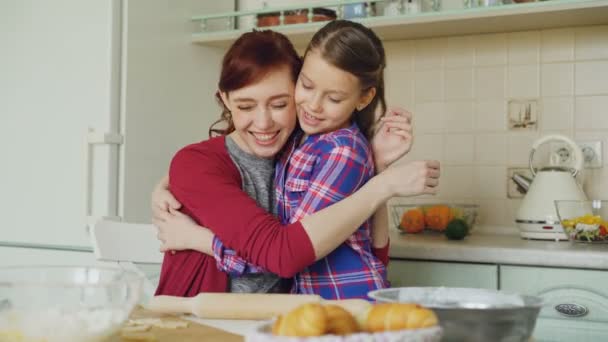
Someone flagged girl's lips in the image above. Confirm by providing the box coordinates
[300,109,322,127]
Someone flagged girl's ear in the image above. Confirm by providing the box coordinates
[219,91,231,111]
[356,87,377,111]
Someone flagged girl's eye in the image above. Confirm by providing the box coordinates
[301,81,312,90]
[329,97,342,104]
[237,106,255,111]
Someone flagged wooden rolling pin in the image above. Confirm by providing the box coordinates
[146,293,371,320]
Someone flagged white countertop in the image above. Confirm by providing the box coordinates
[388,230,608,270]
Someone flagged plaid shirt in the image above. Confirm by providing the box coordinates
[212,123,387,299]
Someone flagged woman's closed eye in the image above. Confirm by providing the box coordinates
[237,105,255,111]
[271,102,288,110]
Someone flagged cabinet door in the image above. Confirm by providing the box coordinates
[0,246,102,267]
[120,0,235,222]
[0,1,121,247]
[388,260,498,289]
[501,265,608,342]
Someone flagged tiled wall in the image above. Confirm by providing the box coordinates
[384,25,608,232]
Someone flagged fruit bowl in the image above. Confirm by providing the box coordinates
[555,200,608,243]
[390,204,479,237]
[0,266,143,342]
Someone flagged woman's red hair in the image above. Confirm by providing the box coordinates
[209,30,302,137]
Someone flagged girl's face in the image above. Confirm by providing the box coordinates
[295,49,375,136]
[221,66,297,159]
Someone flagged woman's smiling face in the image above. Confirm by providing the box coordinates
[221,66,297,159]
[294,49,374,136]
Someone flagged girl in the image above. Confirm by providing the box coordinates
[154,28,440,297]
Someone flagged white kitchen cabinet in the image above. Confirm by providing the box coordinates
[0,1,232,251]
[388,259,498,289]
[0,246,101,267]
[501,265,608,342]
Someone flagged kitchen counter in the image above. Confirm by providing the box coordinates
[388,230,608,270]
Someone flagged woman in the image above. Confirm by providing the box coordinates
[153,28,440,297]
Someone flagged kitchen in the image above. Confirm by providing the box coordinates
[1,0,607,341]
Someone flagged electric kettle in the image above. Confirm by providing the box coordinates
[515,135,588,240]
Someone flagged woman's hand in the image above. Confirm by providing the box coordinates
[151,174,181,220]
[372,107,413,173]
[153,208,213,254]
[382,160,441,197]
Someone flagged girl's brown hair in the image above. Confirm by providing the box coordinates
[304,20,386,138]
[209,30,302,137]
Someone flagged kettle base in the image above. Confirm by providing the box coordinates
[519,231,568,241]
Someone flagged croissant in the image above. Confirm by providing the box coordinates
[364,303,438,332]
[272,303,327,337]
[323,305,360,336]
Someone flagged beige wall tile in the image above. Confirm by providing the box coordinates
[475,33,507,66]
[414,102,444,133]
[574,96,608,130]
[445,101,474,133]
[413,38,446,70]
[444,134,475,164]
[406,134,444,161]
[385,40,414,71]
[575,26,608,60]
[475,100,507,132]
[541,97,574,131]
[475,134,507,165]
[508,31,540,65]
[508,65,540,98]
[475,66,506,99]
[507,134,538,166]
[541,28,574,63]
[541,63,574,97]
[477,199,510,226]
[575,61,608,95]
[414,70,443,102]
[446,36,475,68]
[475,166,508,199]
[438,165,474,198]
[385,69,414,107]
[445,68,474,100]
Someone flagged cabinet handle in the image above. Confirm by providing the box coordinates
[555,303,588,318]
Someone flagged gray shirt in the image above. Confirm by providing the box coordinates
[225,136,288,293]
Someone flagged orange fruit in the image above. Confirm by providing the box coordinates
[399,208,425,233]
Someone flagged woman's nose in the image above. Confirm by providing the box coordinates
[254,108,273,129]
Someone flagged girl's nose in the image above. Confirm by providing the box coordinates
[308,93,323,113]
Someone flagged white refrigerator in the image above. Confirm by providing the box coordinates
[0,0,232,264]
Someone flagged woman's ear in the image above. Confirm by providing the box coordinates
[219,91,231,111]
[357,87,377,111]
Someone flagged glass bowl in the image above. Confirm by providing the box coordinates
[0,266,143,342]
[390,203,479,235]
[555,200,608,243]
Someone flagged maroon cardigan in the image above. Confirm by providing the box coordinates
[155,136,390,296]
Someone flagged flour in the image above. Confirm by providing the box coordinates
[0,308,128,342]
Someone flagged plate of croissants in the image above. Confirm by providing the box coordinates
[246,302,442,342]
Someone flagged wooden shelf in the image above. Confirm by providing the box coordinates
[191,0,608,48]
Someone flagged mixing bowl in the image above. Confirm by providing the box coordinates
[0,266,143,342]
[368,287,542,342]
[555,200,608,243]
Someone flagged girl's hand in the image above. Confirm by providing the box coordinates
[151,174,181,220]
[372,107,413,173]
[382,160,441,197]
[153,208,205,253]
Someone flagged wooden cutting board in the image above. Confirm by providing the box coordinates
[107,306,244,342]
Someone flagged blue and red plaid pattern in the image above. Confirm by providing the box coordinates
[211,123,387,299]
[275,123,387,299]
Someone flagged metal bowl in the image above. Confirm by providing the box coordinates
[0,266,143,342]
[368,287,542,342]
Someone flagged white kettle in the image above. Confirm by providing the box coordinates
[515,135,588,240]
